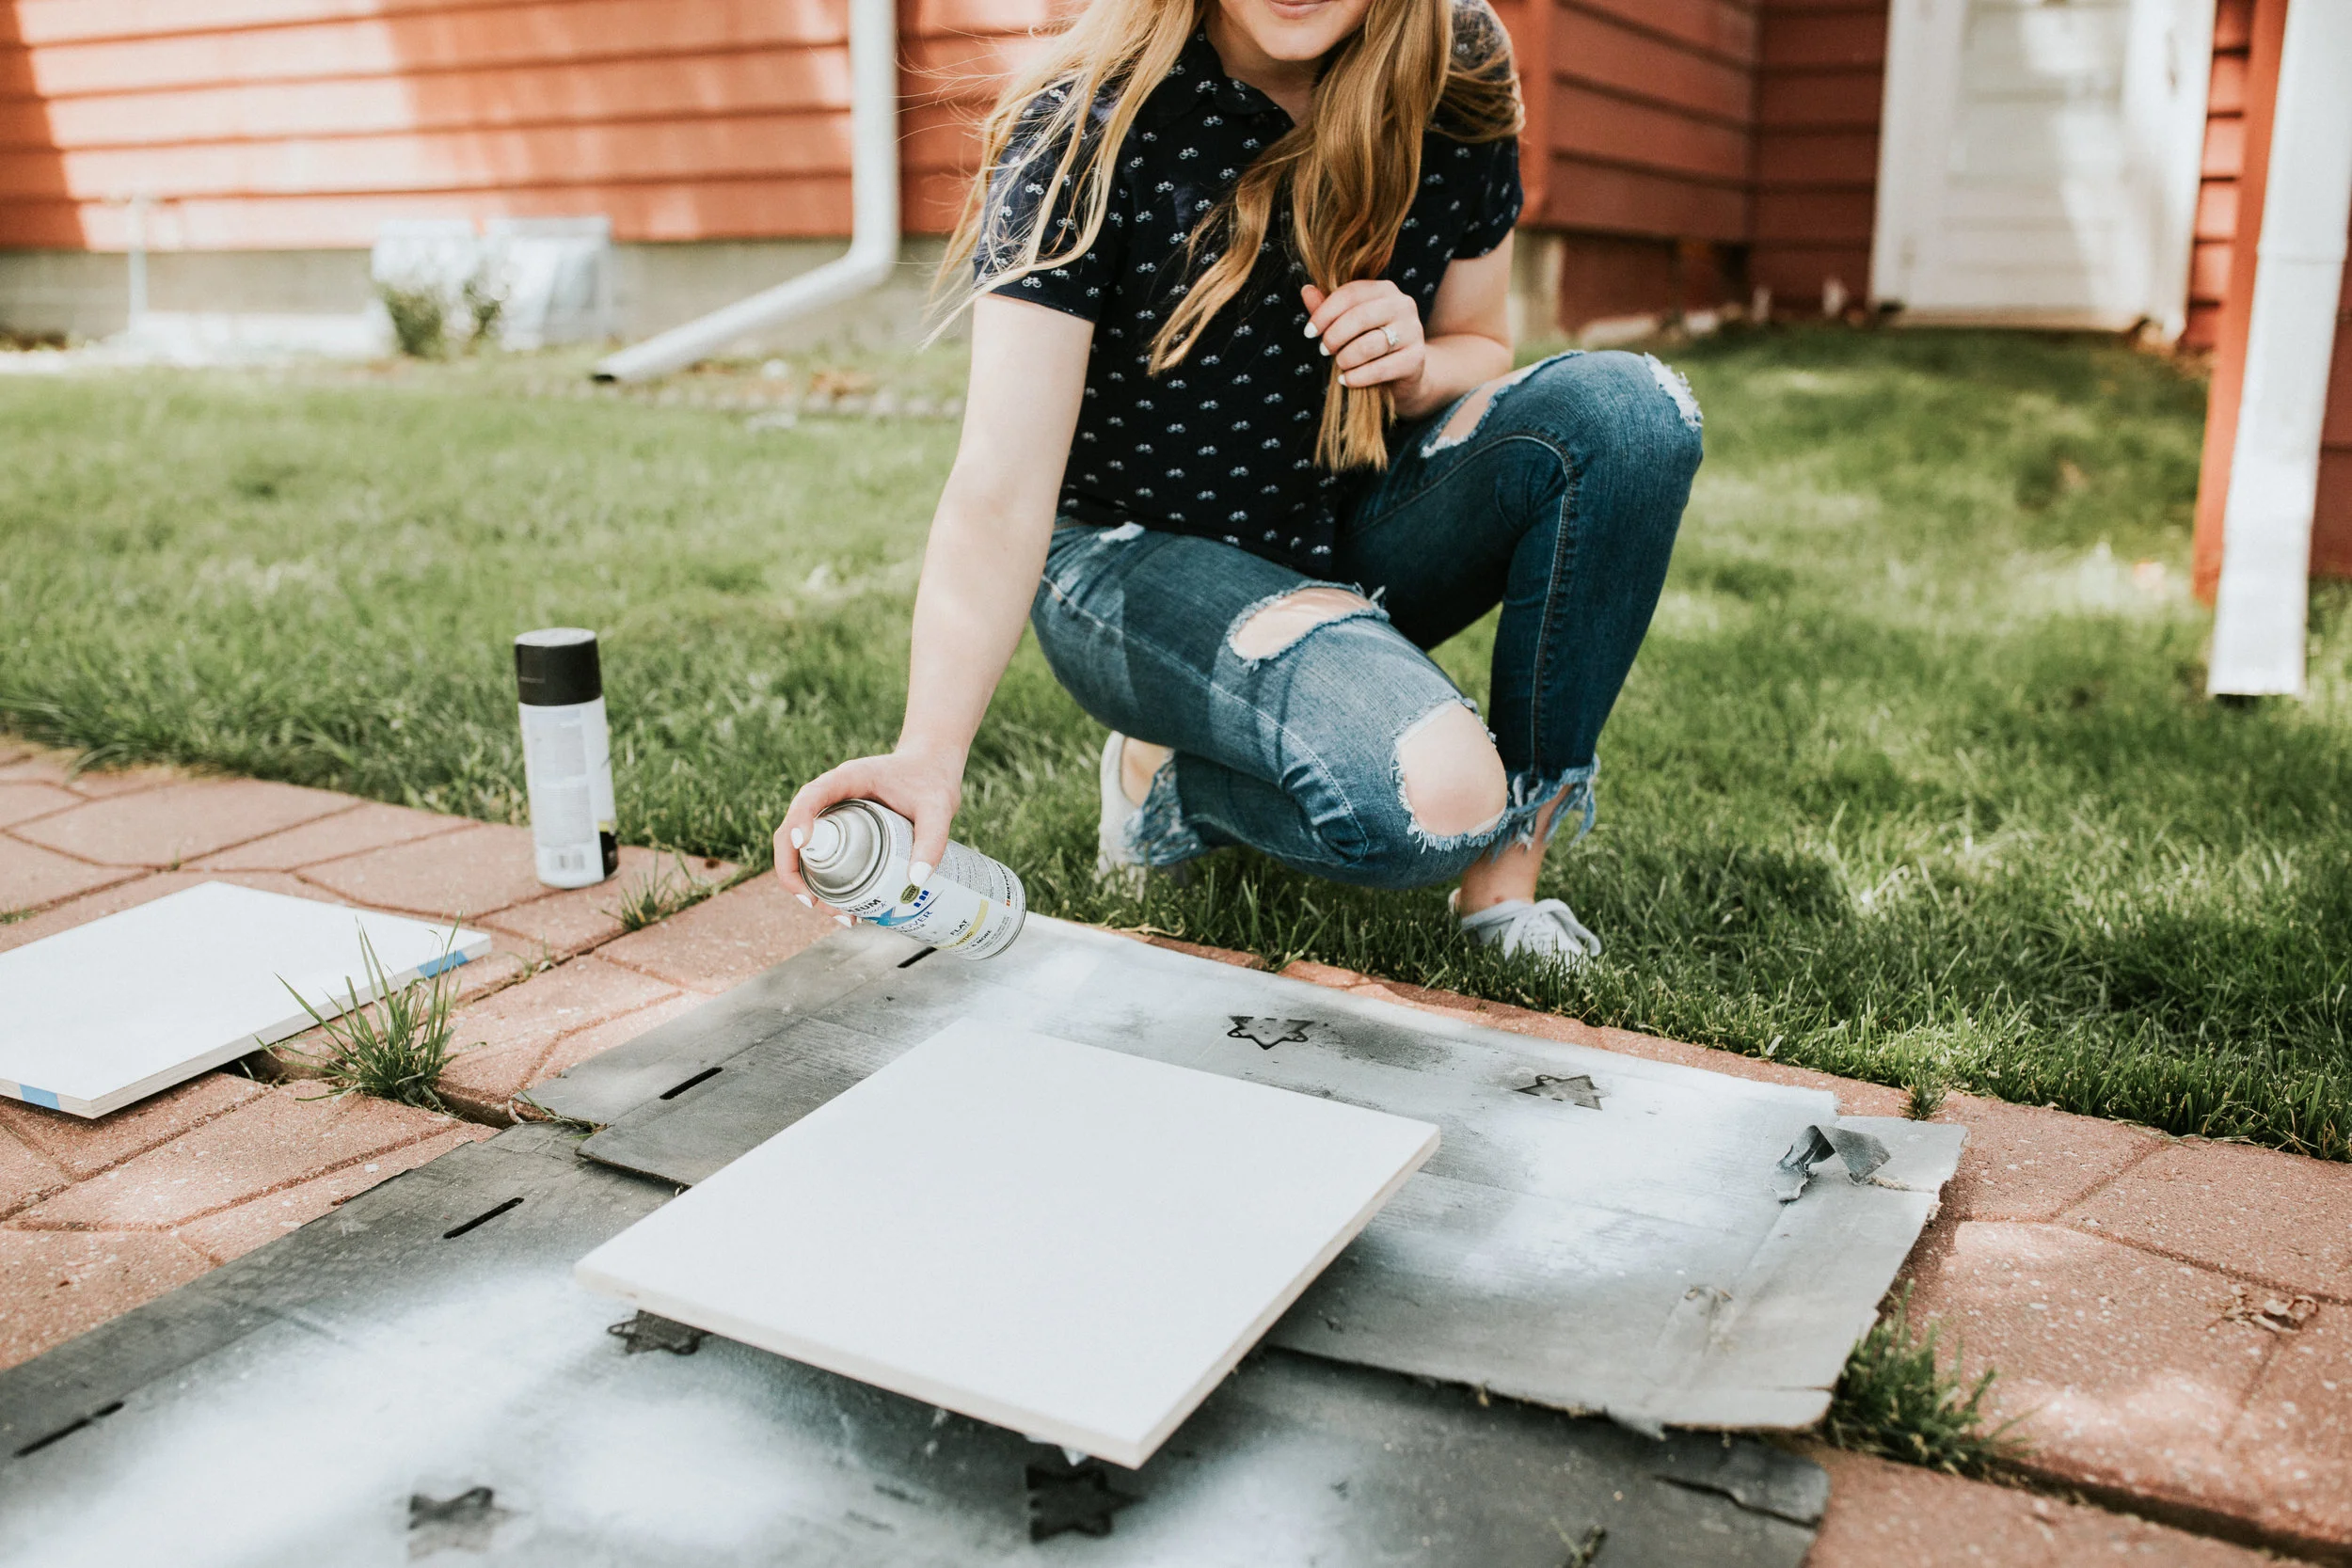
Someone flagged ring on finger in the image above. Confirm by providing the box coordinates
[1380,325,1400,350]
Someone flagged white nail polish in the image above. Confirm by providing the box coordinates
[834,914,852,927]
[908,860,933,886]
[1317,341,1330,357]
[788,827,805,848]
[1303,322,1321,339]
[795,893,813,908]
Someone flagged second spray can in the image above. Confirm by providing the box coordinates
[799,800,1025,959]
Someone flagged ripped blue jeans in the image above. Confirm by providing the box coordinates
[1029,349,1701,891]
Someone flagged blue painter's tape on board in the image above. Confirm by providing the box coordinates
[416,952,470,979]
[19,1085,60,1109]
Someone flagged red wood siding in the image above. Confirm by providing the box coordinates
[1748,0,1883,312]
[0,0,1049,248]
[2312,243,2352,578]
[2185,0,2253,351]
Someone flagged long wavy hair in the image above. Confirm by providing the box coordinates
[939,0,1520,469]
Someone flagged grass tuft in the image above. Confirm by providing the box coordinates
[280,927,468,1111]
[606,854,720,933]
[1826,1284,2025,1477]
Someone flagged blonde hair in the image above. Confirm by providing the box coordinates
[940,0,1520,469]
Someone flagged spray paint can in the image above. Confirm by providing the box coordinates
[799,800,1025,959]
[514,627,619,889]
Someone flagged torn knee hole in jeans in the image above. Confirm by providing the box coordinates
[1394,700,1509,845]
[1226,586,1383,663]
[1421,361,1544,455]
[1644,353,1703,430]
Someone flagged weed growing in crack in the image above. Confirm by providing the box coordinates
[605,854,719,933]
[281,926,469,1111]
[1826,1283,2024,1476]
[1902,1068,1949,1119]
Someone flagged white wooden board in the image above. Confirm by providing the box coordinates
[574,1020,1439,1467]
[0,881,492,1117]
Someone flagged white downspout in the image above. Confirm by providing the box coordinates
[592,0,899,382]
[2207,0,2352,697]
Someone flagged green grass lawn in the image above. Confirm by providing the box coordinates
[4,329,2347,1157]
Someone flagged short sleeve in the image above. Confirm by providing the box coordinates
[975,89,1129,322]
[1451,136,1521,260]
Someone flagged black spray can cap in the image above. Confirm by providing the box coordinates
[514,627,602,707]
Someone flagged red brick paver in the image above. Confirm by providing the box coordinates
[0,1229,213,1370]
[479,847,736,959]
[0,835,139,914]
[1930,1091,2165,1223]
[0,1073,269,1181]
[2067,1140,2352,1301]
[171,1123,490,1264]
[0,782,78,830]
[296,820,548,919]
[596,870,831,993]
[16,1085,468,1231]
[1802,1444,2272,1566]
[1901,1220,2263,1509]
[437,958,681,1121]
[190,800,471,872]
[0,1128,69,1220]
[2226,1304,2352,1545]
[12,778,355,868]
[531,991,707,1088]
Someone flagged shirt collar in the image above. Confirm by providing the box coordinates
[1145,28,1288,129]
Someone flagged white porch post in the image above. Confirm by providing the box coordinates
[2207,0,2352,697]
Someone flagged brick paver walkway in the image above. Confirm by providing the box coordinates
[2,737,2343,1563]
[0,740,762,1364]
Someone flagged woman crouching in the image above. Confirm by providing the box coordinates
[778,0,1703,967]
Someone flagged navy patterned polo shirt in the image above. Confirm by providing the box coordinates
[977,9,1522,574]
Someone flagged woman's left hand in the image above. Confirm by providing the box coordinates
[1302,281,1424,394]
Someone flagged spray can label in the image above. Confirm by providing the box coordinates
[518,695,618,887]
[818,804,1025,959]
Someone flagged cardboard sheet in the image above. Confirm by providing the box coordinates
[0,881,492,1117]
[551,920,1966,1433]
[0,1124,1824,1567]
[575,1022,1438,1466]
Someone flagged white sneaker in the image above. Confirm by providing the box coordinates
[1454,893,1603,969]
[1097,732,1148,892]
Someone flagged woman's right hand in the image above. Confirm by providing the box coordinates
[773,748,965,910]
